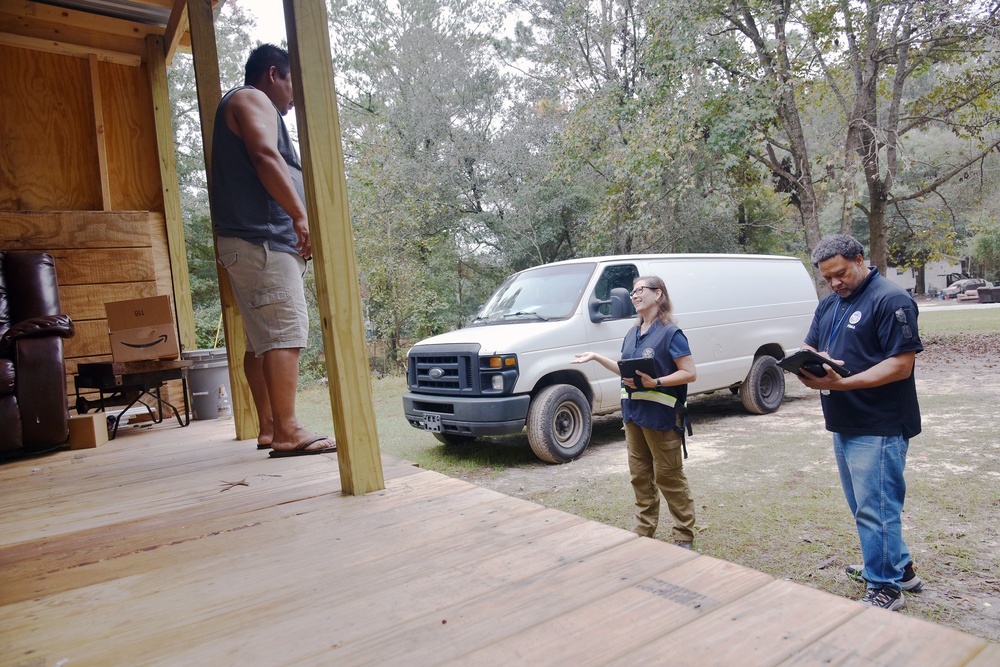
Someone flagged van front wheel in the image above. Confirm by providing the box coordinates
[527,384,592,463]
[740,355,785,414]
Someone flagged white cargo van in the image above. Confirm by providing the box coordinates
[403,254,818,463]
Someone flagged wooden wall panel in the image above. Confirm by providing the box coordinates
[0,45,102,210]
[0,211,185,414]
[61,282,159,321]
[64,320,112,359]
[99,62,163,212]
[48,248,156,285]
[149,213,175,298]
[0,211,158,249]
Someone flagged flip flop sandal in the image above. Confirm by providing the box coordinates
[268,434,337,457]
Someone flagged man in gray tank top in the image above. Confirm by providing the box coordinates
[210,44,336,457]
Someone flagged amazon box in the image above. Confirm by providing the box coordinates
[105,295,179,362]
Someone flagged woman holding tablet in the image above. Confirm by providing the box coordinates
[572,276,698,548]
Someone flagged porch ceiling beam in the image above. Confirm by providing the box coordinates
[0,31,140,66]
[162,0,188,65]
[0,1,149,60]
[0,1,159,40]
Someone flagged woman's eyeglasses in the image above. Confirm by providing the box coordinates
[630,286,657,297]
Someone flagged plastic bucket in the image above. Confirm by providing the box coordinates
[182,348,231,420]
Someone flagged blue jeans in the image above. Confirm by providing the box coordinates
[833,433,911,591]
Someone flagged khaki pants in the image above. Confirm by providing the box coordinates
[624,420,696,542]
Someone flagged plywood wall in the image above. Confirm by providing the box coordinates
[100,59,164,211]
[0,45,103,210]
[0,44,163,212]
[0,211,182,409]
[0,28,186,415]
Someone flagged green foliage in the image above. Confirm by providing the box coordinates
[166,0,1000,378]
[971,223,1000,281]
[330,0,524,353]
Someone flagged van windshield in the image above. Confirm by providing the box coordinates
[471,262,595,325]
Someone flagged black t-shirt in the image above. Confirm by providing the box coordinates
[805,269,922,438]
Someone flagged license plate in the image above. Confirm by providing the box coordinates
[422,414,442,433]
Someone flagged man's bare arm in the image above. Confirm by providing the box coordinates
[225,88,311,258]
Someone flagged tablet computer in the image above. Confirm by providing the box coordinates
[617,357,657,385]
[778,350,852,378]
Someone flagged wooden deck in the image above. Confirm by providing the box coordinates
[1,420,997,666]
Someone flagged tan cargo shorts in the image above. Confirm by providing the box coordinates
[216,236,308,355]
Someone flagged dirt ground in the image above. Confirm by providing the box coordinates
[455,305,1000,642]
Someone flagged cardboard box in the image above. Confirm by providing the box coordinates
[69,413,109,449]
[105,295,180,362]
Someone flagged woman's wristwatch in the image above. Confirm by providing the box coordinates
[655,378,662,388]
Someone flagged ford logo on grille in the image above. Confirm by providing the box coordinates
[428,367,445,380]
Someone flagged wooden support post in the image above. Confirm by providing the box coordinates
[284,0,385,495]
[88,54,112,211]
[186,0,257,440]
[145,34,197,353]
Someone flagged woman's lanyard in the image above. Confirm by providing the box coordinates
[825,299,854,352]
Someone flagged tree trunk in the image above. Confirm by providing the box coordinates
[866,183,889,275]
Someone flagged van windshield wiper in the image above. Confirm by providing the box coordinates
[501,311,549,321]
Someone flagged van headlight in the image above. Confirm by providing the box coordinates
[480,355,518,394]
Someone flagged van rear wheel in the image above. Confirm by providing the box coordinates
[527,384,592,463]
[740,355,784,414]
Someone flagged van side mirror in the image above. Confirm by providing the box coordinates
[588,287,634,322]
[609,287,634,319]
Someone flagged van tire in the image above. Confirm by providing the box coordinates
[740,355,784,414]
[527,384,592,463]
[432,433,476,446]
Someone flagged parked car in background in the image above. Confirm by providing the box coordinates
[941,277,988,298]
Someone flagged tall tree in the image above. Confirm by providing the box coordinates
[512,0,793,257]
[807,0,1000,272]
[328,0,515,349]
[694,0,1000,288]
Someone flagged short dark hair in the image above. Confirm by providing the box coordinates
[811,234,864,267]
[244,44,290,86]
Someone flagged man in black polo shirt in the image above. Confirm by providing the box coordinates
[797,234,923,611]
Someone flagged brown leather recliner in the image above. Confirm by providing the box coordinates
[0,251,75,458]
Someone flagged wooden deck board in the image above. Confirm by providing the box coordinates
[777,608,990,666]
[0,420,994,666]
[445,555,775,666]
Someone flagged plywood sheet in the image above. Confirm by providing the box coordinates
[48,247,156,285]
[0,211,153,250]
[0,45,101,209]
[99,60,163,211]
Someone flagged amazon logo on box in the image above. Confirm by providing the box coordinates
[104,295,180,362]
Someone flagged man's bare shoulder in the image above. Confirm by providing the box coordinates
[227,86,273,111]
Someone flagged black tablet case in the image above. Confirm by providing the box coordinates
[778,350,852,377]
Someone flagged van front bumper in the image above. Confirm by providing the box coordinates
[402,392,531,437]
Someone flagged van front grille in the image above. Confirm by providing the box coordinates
[407,346,480,395]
